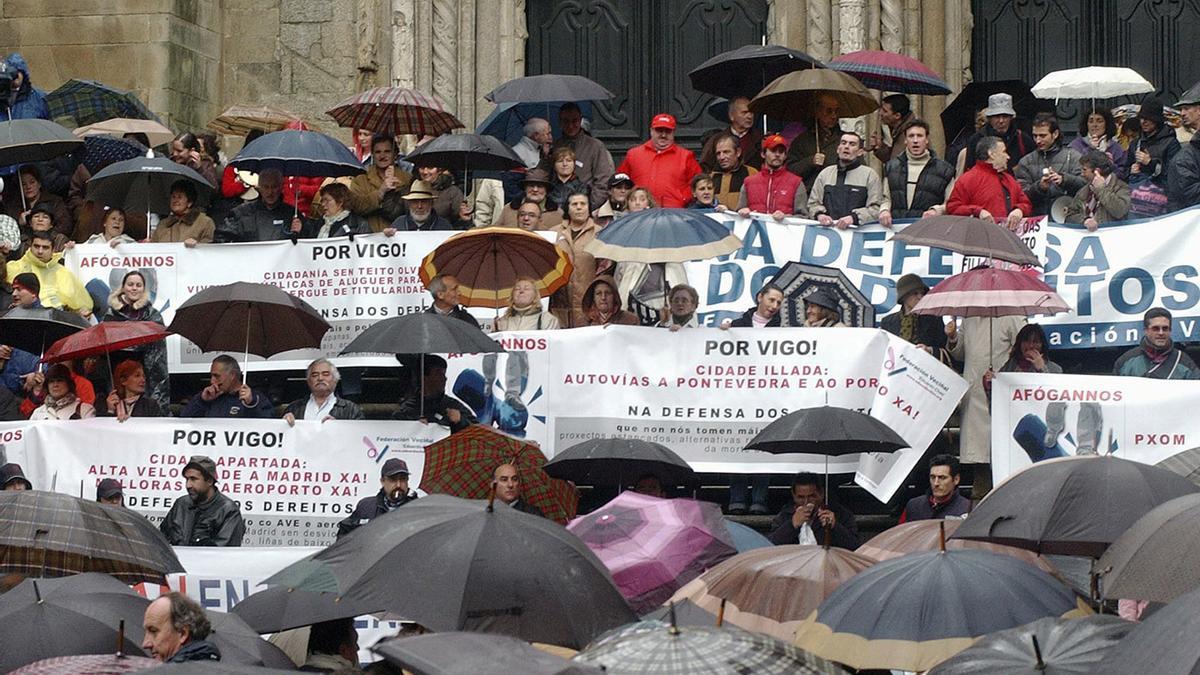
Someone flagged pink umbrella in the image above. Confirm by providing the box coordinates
[567,492,737,614]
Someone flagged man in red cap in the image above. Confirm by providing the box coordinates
[730,133,808,220]
[617,113,702,208]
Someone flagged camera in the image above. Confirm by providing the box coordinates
[0,62,14,112]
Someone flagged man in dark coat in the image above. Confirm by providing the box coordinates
[1014,114,1087,216]
[336,458,418,538]
[424,274,481,328]
[879,119,956,226]
[142,592,221,663]
[1124,98,1180,192]
[1169,89,1200,210]
[180,355,275,418]
[786,93,846,186]
[768,472,859,549]
[960,93,1035,173]
[391,180,455,231]
[494,462,545,517]
[899,454,972,522]
[1114,307,1200,379]
[394,355,476,433]
[283,358,365,425]
[160,455,245,546]
[217,169,296,242]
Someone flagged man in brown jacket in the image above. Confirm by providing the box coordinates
[347,134,412,232]
[150,180,215,245]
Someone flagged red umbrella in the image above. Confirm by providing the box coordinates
[827,50,952,95]
[41,321,170,364]
[912,267,1069,318]
[326,87,464,136]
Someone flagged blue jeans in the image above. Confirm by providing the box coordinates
[729,474,770,508]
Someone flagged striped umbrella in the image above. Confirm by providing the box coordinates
[326,87,464,136]
[207,104,308,136]
[828,50,952,96]
[419,227,572,309]
[45,79,157,127]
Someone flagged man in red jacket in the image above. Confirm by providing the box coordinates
[946,137,1032,229]
[732,134,807,220]
[617,113,702,208]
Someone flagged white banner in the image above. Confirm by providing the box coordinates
[990,372,1200,483]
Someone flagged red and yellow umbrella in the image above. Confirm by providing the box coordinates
[419,227,573,309]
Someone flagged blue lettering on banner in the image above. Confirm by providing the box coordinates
[1162,265,1200,310]
[706,263,743,304]
[847,231,886,274]
[737,220,775,263]
[196,577,251,611]
[1109,268,1155,315]
[800,227,841,264]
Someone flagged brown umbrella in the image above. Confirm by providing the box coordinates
[748,68,879,122]
[418,227,573,309]
[666,544,875,642]
[208,104,309,136]
[891,214,1041,266]
[857,519,1061,577]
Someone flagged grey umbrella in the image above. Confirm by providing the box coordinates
[486,74,613,104]
[1157,446,1200,486]
[374,631,604,675]
[952,456,1199,558]
[86,156,215,215]
[1093,585,1200,675]
[770,261,876,327]
[892,214,1041,266]
[262,494,636,649]
[543,438,695,488]
[206,611,298,669]
[405,132,524,172]
[1095,493,1200,603]
[0,306,90,355]
[230,585,381,634]
[0,118,83,166]
[928,615,1131,675]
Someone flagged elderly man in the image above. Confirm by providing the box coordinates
[808,132,888,228]
[899,454,971,522]
[394,355,476,433]
[390,180,454,231]
[732,133,806,219]
[709,133,756,210]
[218,168,296,242]
[498,170,563,229]
[160,455,245,547]
[768,472,859,549]
[786,93,846,186]
[180,355,275,418]
[514,117,552,169]
[141,592,221,663]
[425,274,480,328]
[348,133,412,232]
[960,93,1035,172]
[336,458,417,538]
[869,94,918,163]
[552,102,615,208]
[879,120,956,227]
[96,478,125,506]
[283,358,364,425]
[1115,307,1200,379]
[946,137,1033,229]
[6,232,92,315]
[618,113,702,208]
[493,462,545,517]
[0,462,31,490]
[700,96,763,171]
[1015,114,1086,216]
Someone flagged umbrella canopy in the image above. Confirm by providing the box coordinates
[1156,446,1200,486]
[857,519,1060,576]
[168,281,330,359]
[9,654,159,674]
[928,615,1131,675]
[86,156,215,213]
[667,545,876,642]
[42,321,170,364]
[769,261,875,327]
[575,622,845,675]
[487,74,613,104]
[45,79,157,127]
[893,214,1042,266]
[795,549,1091,672]
[418,227,573,309]
[913,267,1070,318]
[952,456,1199,558]
[543,437,695,488]
[152,663,296,674]
[374,632,603,675]
[476,101,593,146]
[0,574,152,672]
[0,306,91,355]
[940,79,1054,152]
[0,118,85,166]
[264,494,636,649]
[205,611,298,668]
[689,44,825,100]
[749,69,879,121]
[0,491,184,584]
[583,208,743,264]
[207,104,307,136]
[230,586,381,634]
[229,129,364,178]
[1094,585,1200,675]
[1031,66,1155,101]
[724,519,772,552]
[1095,493,1200,603]
[567,492,737,614]
[828,50,952,95]
[406,132,524,172]
[78,134,149,174]
[327,86,464,136]
[420,424,578,524]
[745,405,909,456]
[74,118,174,148]
[340,312,504,356]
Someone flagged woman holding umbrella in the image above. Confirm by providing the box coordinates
[28,363,96,420]
[102,270,170,411]
[101,359,163,420]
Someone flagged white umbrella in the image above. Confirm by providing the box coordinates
[73,117,174,147]
[1031,66,1154,102]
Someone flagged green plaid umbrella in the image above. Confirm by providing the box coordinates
[420,425,578,524]
[46,79,157,127]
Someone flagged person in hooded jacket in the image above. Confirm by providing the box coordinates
[1125,98,1180,193]
[581,275,638,326]
[2,53,49,121]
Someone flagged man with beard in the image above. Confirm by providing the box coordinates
[1115,307,1200,379]
[283,358,364,424]
[733,134,807,219]
[160,455,245,547]
[336,458,417,538]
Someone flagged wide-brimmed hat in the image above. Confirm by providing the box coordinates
[520,169,553,188]
[804,288,839,311]
[895,273,929,303]
[985,93,1016,117]
[401,180,436,200]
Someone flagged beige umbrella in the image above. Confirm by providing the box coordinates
[857,518,1060,576]
[666,544,875,642]
[207,104,310,136]
[748,68,879,121]
[73,118,174,147]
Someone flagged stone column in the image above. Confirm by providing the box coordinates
[881,0,903,53]
[807,0,833,62]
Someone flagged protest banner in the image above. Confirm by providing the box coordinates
[990,372,1200,483]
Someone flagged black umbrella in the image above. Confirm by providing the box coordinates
[543,438,694,488]
[206,611,298,669]
[231,585,381,634]
[0,306,90,356]
[263,494,637,649]
[1094,585,1200,675]
[1156,446,1200,486]
[770,261,876,327]
[0,491,184,584]
[340,313,503,356]
[0,118,84,166]
[928,615,1131,675]
[229,129,365,178]
[1095,493,1200,603]
[688,44,824,100]
[486,74,614,104]
[86,156,215,223]
[152,663,297,674]
[405,133,524,172]
[374,631,603,675]
[892,214,1041,266]
[951,456,1199,558]
[168,281,331,364]
[0,573,150,672]
[940,79,1055,154]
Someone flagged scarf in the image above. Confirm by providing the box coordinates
[899,312,917,343]
[319,210,350,238]
[44,392,79,412]
[1086,134,1110,152]
[1142,335,1172,364]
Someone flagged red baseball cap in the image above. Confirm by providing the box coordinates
[650,113,676,130]
[763,134,788,150]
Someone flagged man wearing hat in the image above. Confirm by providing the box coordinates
[803,289,846,327]
[390,180,455,231]
[1169,87,1200,210]
[1125,98,1179,198]
[731,133,807,220]
[336,457,418,538]
[96,478,125,506]
[960,93,1035,173]
[160,455,245,547]
[498,169,563,230]
[0,462,31,490]
[617,113,703,208]
[881,274,951,365]
[552,102,615,208]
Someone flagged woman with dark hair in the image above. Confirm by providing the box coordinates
[1069,108,1127,178]
[101,360,164,421]
[103,270,170,411]
[169,132,219,186]
[998,323,1062,374]
[29,363,96,419]
[85,208,137,247]
[290,183,370,238]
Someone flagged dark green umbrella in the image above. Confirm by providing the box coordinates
[374,631,603,675]
[45,78,157,127]
[1094,585,1200,675]
[928,615,1130,674]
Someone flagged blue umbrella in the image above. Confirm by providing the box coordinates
[80,134,147,174]
[476,101,594,147]
[724,520,773,552]
[583,208,743,263]
[229,129,364,178]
